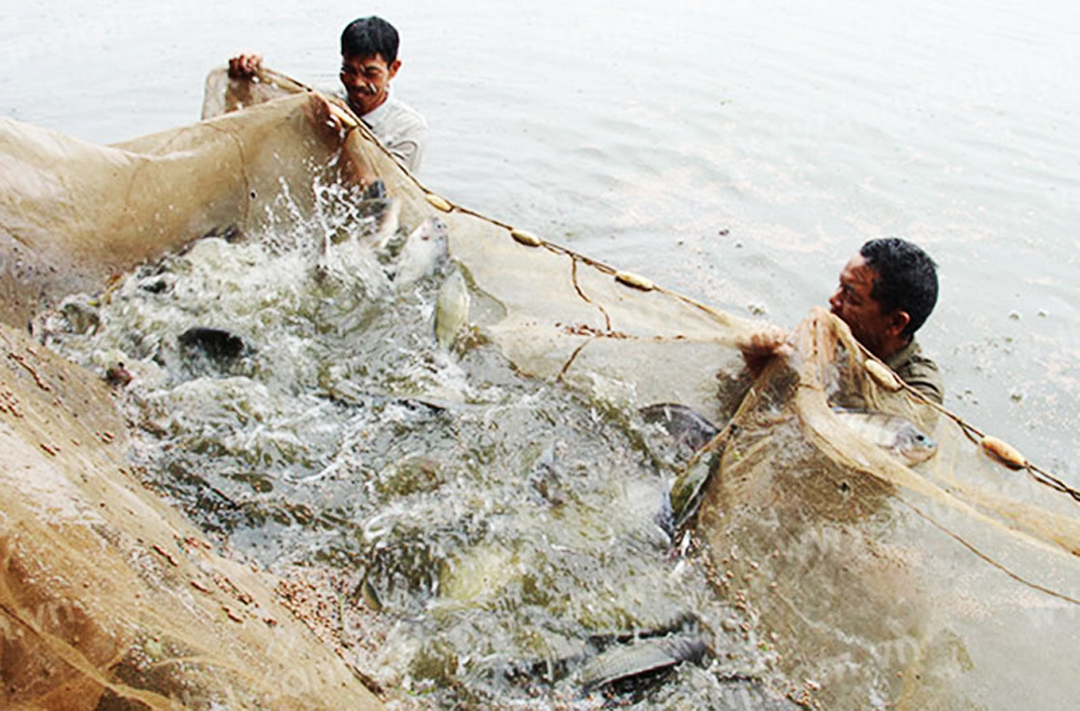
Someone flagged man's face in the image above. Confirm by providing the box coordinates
[340,53,400,115]
[829,253,899,356]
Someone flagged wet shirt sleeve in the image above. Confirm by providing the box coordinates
[890,342,944,404]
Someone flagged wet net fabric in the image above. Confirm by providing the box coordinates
[0,323,382,710]
[687,309,1080,709]
[1,67,1079,709]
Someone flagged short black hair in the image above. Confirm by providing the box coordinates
[860,238,938,339]
[340,16,400,64]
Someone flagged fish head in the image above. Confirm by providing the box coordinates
[639,403,719,452]
[895,424,937,464]
[832,407,938,466]
[363,179,388,201]
[418,217,450,266]
[403,217,448,249]
[420,217,449,245]
[394,217,452,288]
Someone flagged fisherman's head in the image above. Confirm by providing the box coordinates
[339,16,402,116]
[829,238,938,359]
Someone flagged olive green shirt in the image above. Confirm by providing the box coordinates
[886,338,943,404]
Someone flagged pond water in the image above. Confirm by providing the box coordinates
[7,0,1079,478]
[35,174,798,708]
[6,0,1080,708]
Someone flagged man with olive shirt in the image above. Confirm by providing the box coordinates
[740,238,943,403]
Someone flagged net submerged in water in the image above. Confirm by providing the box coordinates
[1,67,1079,710]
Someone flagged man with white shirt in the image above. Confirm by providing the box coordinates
[230,16,427,173]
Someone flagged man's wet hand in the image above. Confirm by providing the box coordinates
[736,325,793,377]
[228,53,263,79]
[737,325,791,355]
[301,93,373,185]
[305,93,347,140]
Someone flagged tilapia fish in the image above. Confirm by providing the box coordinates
[832,408,937,464]
[393,216,449,288]
[639,403,720,452]
[577,633,707,692]
[434,268,470,349]
[640,402,936,465]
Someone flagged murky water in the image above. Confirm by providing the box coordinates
[7,0,1079,480]
[37,181,797,708]
[6,0,1080,706]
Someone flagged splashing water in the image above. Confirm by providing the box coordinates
[35,180,795,710]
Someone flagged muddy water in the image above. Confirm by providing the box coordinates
[8,0,1079,482]
[36,183,795,708]
[8,0,1080,707]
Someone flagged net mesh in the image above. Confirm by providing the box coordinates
[1,67,1078,709]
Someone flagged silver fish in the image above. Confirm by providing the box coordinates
[639,403,720,452]
[577,633,707,692]
[393,216,449,288]
[833,408,937,464]
[434,268,470,349]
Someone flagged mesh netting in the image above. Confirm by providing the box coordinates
[686,310,1080,709]
[1,67,1078,709]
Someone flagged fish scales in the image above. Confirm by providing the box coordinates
[578,633,707,692]
[832,408,937,464]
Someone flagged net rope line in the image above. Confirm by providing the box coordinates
[798,388,1080,603]
[240,69,1080,508]
[548,310,1080,507]
[884,353,1080,505]
[899,499,1080,606]
[672,312,1080,605]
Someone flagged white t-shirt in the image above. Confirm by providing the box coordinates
[336,86,427,173]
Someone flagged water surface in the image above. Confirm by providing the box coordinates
[7,0,1077,474]
[6,1,1080,707]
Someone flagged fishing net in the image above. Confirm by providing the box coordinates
[1,66,1079,709]
[0,322,382,710]
[684,309,1080,709]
